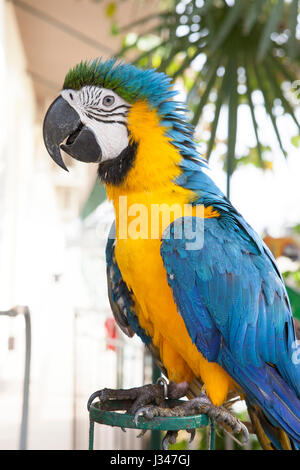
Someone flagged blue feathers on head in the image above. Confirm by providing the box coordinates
[64,58,207,168]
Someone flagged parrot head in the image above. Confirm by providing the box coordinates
[43,59,204,187]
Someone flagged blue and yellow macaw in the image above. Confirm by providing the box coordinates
[43,59,300,450]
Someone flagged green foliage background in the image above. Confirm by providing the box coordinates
[107,0,300,196]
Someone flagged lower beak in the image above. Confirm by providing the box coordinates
[43,96,102,171]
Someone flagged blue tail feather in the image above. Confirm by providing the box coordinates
[220,346,300,447]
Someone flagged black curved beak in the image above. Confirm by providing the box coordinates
[43,96,102,171]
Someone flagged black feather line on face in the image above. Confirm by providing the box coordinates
[85,114,128,126]
[86,104,130,113]
[98,139,138,185]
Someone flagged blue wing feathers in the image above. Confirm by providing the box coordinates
[106,223,152,346]
[161,216,300,383]
[161,213,300,445]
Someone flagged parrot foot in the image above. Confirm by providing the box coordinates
[87,379,189,414]
[134,390,249,447]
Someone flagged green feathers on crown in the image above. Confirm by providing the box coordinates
[63,58,205,166]
[63,58,176,106]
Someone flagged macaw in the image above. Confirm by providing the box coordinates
[43,59,300,450]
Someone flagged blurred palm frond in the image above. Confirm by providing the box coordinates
[108,0,300,187]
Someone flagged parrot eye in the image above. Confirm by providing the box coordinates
[103,95,115,107]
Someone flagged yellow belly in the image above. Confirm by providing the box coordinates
[105,100,234,405]
[115,233,234,406]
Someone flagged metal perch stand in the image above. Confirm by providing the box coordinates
[88,399,215,450]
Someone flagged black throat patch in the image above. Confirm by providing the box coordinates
[97,139,138,185]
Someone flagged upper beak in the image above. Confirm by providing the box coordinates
[43,95,102,171]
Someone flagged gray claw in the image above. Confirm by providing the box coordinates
[134,407,147,426]
[134,405,156,426]
[137,429,148,438]
[162,435,169,451]
[229,417,249,445]
[222,420,250,447]
[240,422,249,445]
[186,428,196,443]
[162,431,178,450]
[87,390,102,410]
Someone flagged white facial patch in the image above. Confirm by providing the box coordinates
[61,86,131,162]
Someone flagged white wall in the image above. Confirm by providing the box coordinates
[0,2,146,450]
[0,1,74,449]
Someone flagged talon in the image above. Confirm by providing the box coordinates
[162,435,169,451]
[87,381,188,416]
[222,423,249,447]
[214,406,249,446]
[156,377,168,399]
[134,407,147,426]
[87,390,102,410]
[186,428,196,443]
[137,429,148,438]
[162,431,178,450]
[240,422,249,445]
[134,404,158,426]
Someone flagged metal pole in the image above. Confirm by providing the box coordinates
[19,307,31,450]
[209,418,216,450]
[72,310,78,450]
[0,306,31,450]
[150,361,161,450]
[226,167,231,200]
[89,419,95,450]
